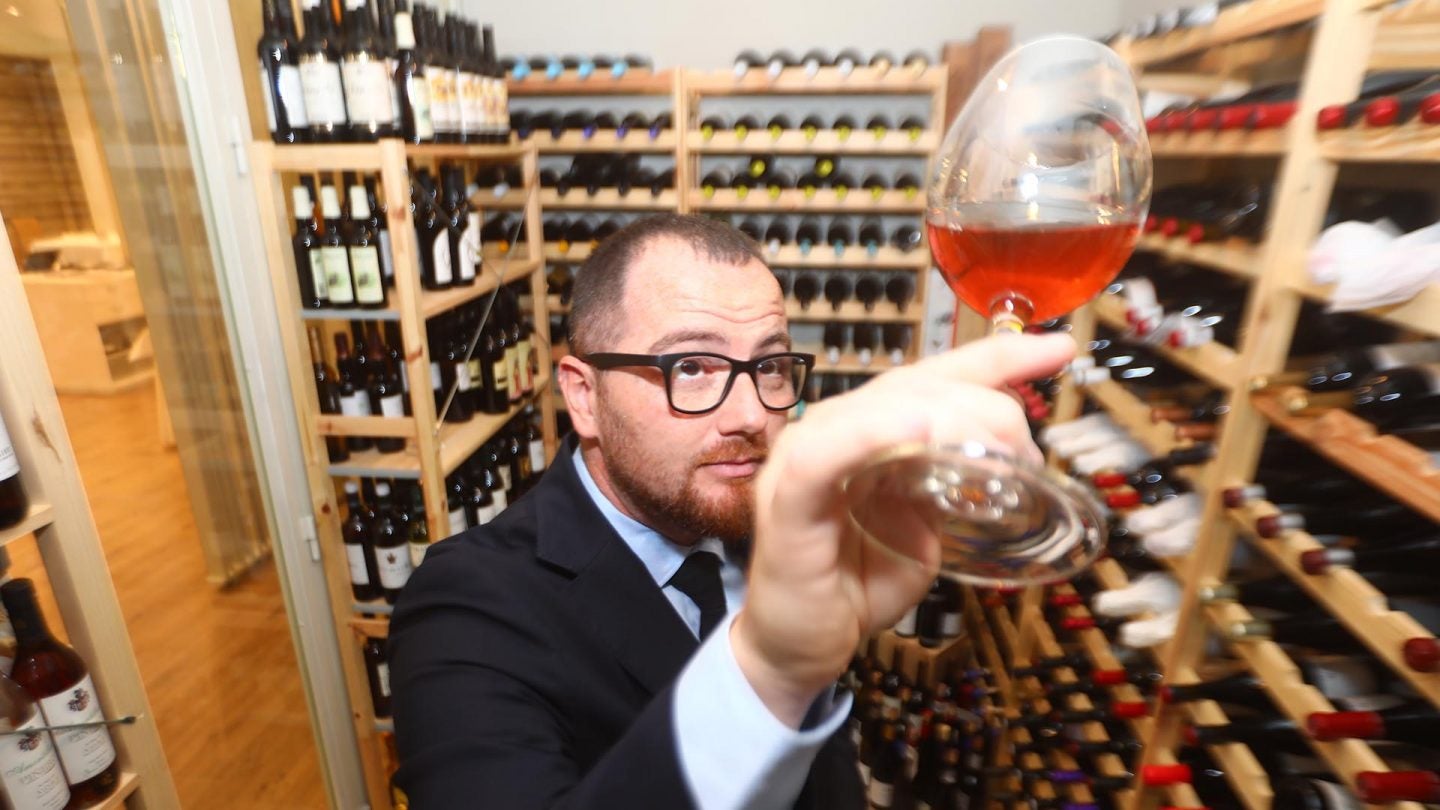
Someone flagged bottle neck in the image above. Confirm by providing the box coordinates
[7,596,55,649]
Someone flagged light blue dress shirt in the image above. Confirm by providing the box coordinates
[572,448,851,810]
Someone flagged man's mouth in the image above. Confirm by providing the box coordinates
[701,457,765,478]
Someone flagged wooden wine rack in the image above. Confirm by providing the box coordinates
[0,230,180,805]
[1004,2,1440,809]
[250,139,558,809]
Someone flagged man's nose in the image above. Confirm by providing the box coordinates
[714,370,771,434]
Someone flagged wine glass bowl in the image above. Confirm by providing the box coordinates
[846,37,1149,587]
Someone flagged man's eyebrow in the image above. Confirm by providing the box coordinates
[755,331,792,352]
[647,329,728,353]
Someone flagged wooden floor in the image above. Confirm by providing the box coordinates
[9,385,329,809]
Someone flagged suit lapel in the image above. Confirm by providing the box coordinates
[533,436,700,695]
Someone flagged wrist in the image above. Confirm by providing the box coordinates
[730,610,826,730]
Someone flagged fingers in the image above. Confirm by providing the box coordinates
[918,332,1077,389]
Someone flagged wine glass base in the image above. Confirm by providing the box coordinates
[846,442,1105,587]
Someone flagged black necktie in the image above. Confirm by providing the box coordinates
[666,550,726,641]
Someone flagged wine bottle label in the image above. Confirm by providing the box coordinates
[299,59,347,125]
[377,229,394,282]
[307,250,329,301]
[431,234,453,284]
[856,761,870,786]
[448,507,468,536]
[408,540,428,569]
[493,358,510,398]
[260,63,309,130]
[37,675,115,783]
[497,467,513,495]
[396,363,408,396]
[0,711,69,810]
[430,362,442,392]
[475,502,497,525]
[341,58,393,127]
[375,546,413,590]
[517,339,534,392]
[406,76,435,139]
[462,73,481,132]
[459,215,479,281]
[345,544,371,585]
[0,415,19,480]
[467,357,483,391]
[260,64,279,131]
[387,59,401,123]
[867,778,894,807]
[350,246,384,305]
[320,246,354,304]
[425,69,451,132]
[339,392,370,418]
[453,363,472,392]
[379,394,404,419]
[509,348,523,401]
[529,439,546,473]
[942,611,962,637]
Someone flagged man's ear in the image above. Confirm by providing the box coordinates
[556,355,600,439]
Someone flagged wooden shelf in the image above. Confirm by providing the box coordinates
[485,189,679,212]
[688,188,924,213]
[1251,387,1440,522]
[1124,0,1325,66]
[762,244,931,270]
[373,718,395,734]
[316,415,418,439]
[688,129,938,155]
[0,503,55,546]
[521,130,679,153]
[1317,119,1440,163]
[1093,294,1240,389]
[686,66,945,95]
[1083,378,1187,457]
[264,141,531,172]
[1292,278,1440,339]
[437,373,551,476]
[811,352,900,375]
[326,446,421,479]
[418,258,544,318]
[95,771,141,810]
[300,305,401,322]
[786,300,921,324]
[1182,700,1276,810]
[1136,233,1259,279]
[543,243,592,264]
[403,142,528,162]
[507,70,674,96]
[1148,127,1289,158]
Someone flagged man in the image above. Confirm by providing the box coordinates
[389,214,1074,808]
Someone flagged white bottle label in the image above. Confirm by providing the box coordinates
[299,59,347,125]
[259,64,278,131]
[407,75,434,139]
[341,58,392,126]
[266,63,308,128]
[37,675,115,783]
[453,363,471,392]
[497,467,513,493]
[529,439,546,473]
[491,486,508,513]
[375,661,391,698]
[375,546,413,590]
[426,69,450,132]
[430,362,442,392]
[408,540,429,569]
[345,544,371,585]
[0,712,70,810]
[460,214,480,281]
[942,611,963,637]
[432,234,453,284]
[320,246,354,304]
[386,58,401,123]
[307,251,329,301]
[0,415,19,480]
[867,778,895,808]
[379,394,405,419]
[350,246,384,305]
[447,507,468,536]
[339,392,370,418]
[377,229,395,282]
[475,502,497,525]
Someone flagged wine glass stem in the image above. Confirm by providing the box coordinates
[990,302,1029,335]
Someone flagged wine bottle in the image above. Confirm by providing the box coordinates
[1314,71,1438,129]
[440,167,473,287]
[732,49,762,78]
[291,181,328,308]
[824,274,853,311]
[483,443,511,509]
[1353,364,1440,428]
[868,723,904,808]
[827,218,856,257]
[362,176,394,288]
[700,168,732,199]
[422,10,456,142]
[259,0,308,144]
[1308,341,1440,392]
[762,219,792,256]
[307,327,349,463]
[446,472,470,535]
[765,167,797,198]
[334,333,375,452]
[764,50,795,80]
[371,482,412,602]
[870,51,896,76]
[793,273,821,310]
[2,580,119,804]
[916,579,947,648]
[799,49,829,79]
[852,323,879,367]
[318,181,356,305]
[340,0,395,140]
[822,323,846,366]
[797,170,824,198]
[345,184,388,308]
[1308,702,1440,745]
[363,636,392,718]
[885,275,915,312]
[441,318,475,423]
[882,324,911,366]
[893,172,921,199]
[406,484,429,568]
[413,170,452,289]
[833,114,858,141]
[734,217,762,243]
[393,6,434,144]
[699,115,728,141]
[1254,500,1429,538]
[0,663,71,809]
[892,223,923,253]
[795,217,822,255]
[298,0,347,141]
[903,50,931,71]
[866,115,893,141]
[855,274,883,311]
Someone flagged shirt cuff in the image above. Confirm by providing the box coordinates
[672,612,852,810]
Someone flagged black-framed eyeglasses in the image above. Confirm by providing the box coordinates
[582,352,816,415]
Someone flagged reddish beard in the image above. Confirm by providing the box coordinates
[605,432,769,545]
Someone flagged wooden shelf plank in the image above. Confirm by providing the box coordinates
[1136,233,1259,279]
[1292,278,1440,339]
[688,189,924,214]
[1082,378,1188,457]
[0,503,55,547]
[327,447,421,479]
[418,258,544,319]
[1093,294,1240,389]
[810,352,900,375]
[300,305,401,322]
[486,189,680,212]
[316,415,418,439]
[521,130,679,153]
[404,142,528,162]
[94,771,141,810]
[1125,0,1325,66]
[762,244,931,270]
[373,718,395,733]
[688,129,938,155]
[1318,119,1440,162]
[266,143,386,172]
[507,70,675,96]
[686,66,945,95]
[1148,127,1289,159]
[437,373,551,476]
[786,300,921,324]
[1251,387,1440,522]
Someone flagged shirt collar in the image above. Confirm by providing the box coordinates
[572,446,727,589]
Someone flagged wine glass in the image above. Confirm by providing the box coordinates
[846,36,1151,587]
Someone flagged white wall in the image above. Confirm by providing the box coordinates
[1116,0,1182,25]
[460,0,1124,69]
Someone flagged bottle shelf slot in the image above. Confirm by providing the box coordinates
[962,588,1014,699]
[520,130,679,153]
[1317,118,1440,163]
[507,70,675,96]
[1148,127,1289,159]
[1135,233,1259,279]
[485,189,680,212]
[1202,599,1428,808]
[1092,294,1240,390]
[1290,278,1440,339]
[419,258,544,319]
[688,129,938,155]
[437,372,552,477]
[0,503,55,547]
[1251,387,1440,522]
[316,415,418,440]
[687,66,945,95]
[1224,498,1440,708]
[300,306,401,323]
[688,189,925,214]
[1122,0,1324,66]
[762,244,931,270]
[785,300,921,324]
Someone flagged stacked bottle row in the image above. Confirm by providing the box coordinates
[502,54,654,82]
[731,215,924,257]
[536,155,676,199]
[310,323,409,461]
[1144,71,1440,135]
[443,412,548,538]
[697,113,929,143]
[729,50,932,81]
[845,652,1001,810]
[259,0,510,145]
[512,110,673,142]
[700,158,921,204]
[780,270,916,312]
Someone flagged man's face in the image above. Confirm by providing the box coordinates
[585,237,789,544]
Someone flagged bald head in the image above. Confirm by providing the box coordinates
[568,214,768,356]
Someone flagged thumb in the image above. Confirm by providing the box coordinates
[920,332,1077,389]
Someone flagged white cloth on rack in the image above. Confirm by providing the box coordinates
[1120,610,1180,648]
[1139,516,1203,558]
[1071,441,1151,476]
[1122,492,1204,535]
[1308,219,1401,285]
[1329,220,1440,311]
[1093,572,1183,617]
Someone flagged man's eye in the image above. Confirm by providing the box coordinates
[675,359,704,377]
